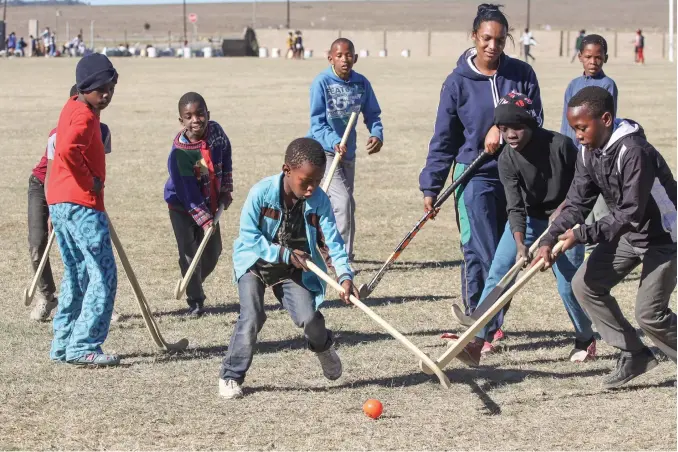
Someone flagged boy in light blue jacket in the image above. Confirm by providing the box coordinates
[219,138,359,399]
[308,38,384,261]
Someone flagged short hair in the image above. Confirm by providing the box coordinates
[581,34,608,55]
[178,92,207,114]
[472,4,514,44]
[330,38,355,54]
[285,138,327,169]
[70,84,78,96]
[568,86,615,118]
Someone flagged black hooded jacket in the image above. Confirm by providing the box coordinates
[541,119,676,248]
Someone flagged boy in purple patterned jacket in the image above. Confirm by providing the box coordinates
[164,92,233,316]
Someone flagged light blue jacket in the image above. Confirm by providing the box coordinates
[232,173,354,308]
[308,67,384,161]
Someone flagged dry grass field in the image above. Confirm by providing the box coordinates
[0,54,676,450]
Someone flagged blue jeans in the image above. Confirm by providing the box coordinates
[453,166,507,313]
[220,271,333,383]
[48,203,118,361]
[475,217,594,342]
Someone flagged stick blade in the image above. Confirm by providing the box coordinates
[163,337,189,352]
[358,284,371,300]
[451,303,473,327]
[23,288,33,306]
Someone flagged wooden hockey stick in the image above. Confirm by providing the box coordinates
[451,226,552,326]
[24,229,56,306]
[420,229,576,375]
[174,204,225,300]
[108,217,189,352]
[321,111,359,193]
[306,260,451,389]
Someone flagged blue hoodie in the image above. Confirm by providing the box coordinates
[308,67,384,161]
[419,49,543,198]
[232,173,354,309]
[560,71,618,149]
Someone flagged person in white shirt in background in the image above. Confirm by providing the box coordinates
[520,28,536,63]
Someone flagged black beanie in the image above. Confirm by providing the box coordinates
[76,53,118,93]
[493,92,539,129]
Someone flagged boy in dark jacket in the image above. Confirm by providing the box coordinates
[535,86,676,388]
[457,93,595,365]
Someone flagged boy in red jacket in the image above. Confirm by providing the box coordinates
[47,54,120,366]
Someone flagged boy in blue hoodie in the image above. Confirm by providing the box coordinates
[308,38,384,261]
[219,138,359,399]
[561,34,618,254]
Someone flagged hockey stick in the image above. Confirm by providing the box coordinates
[451,226,552,327]
[305,260,451,388]
[419,227,577,375]
[358,151,493,299]
[24,229,56,306]
[321,111,359,193]
[108,217,189,352]
[174,204,225,300]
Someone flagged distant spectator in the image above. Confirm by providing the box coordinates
[294,30,304,59]
[520,28,536,63]
[30,35,37,56]
[6,32,16,55]
[571,29,585,63]
[634,29,645,64]
[16,37,27,56]
[286,31,294,59]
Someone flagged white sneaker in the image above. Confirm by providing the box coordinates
[30,295,57,321]
[316,345,342,380]
[219,378,243,399]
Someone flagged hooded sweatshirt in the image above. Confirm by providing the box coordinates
[419,49,543,197]
[542,119,677,248]
[560,71,618,149]
[308,67,383,161]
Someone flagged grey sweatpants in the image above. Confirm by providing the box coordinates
[572,235,677,362]
[27,175,56,299]
[169,209,222,306]
[323,152,355,260]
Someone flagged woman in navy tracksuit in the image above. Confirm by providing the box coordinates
[420,4,543,330]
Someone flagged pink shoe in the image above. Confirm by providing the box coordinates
[493,328,506,342]
[481,341,497,355]
[570,338,597,362]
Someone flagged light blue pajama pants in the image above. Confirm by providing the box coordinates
[48,203,117,361]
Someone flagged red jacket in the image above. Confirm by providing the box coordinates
[46,97,106,211]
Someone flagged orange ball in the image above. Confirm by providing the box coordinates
[363,399,383,419]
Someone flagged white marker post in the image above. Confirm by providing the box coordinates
[670,0,675,62]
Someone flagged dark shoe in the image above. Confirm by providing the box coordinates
[457,338,483,367]
[187,301,205,318]
[603,348,658,389]
[68,352,120,367]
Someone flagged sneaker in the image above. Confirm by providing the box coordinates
[219,378,244,399]
[570,337,597,362]
[493,328,506,342]
[481,341,498,356]
[110,310,121,323]
[30,295,57,321]
[316,345,342,380]
[603,347,659,389]
[68,352,120,367]
[186,301,205,318]
[457,338,483,367]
